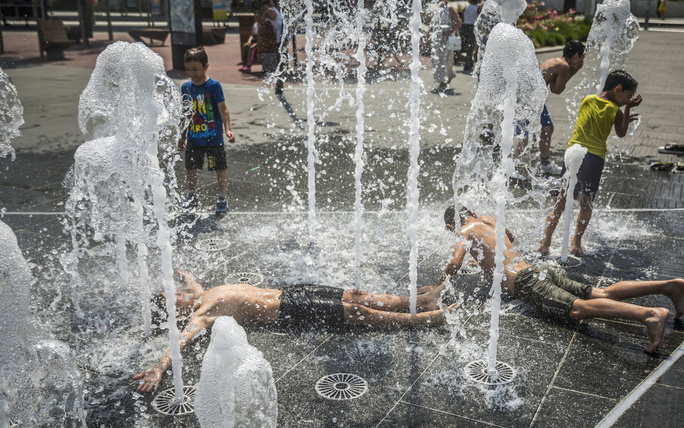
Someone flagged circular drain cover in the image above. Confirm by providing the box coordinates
[315,373,368,400]
[151,385,197,415]
[194,237,230,252]
[558,256,581,268]
[224,271,264,286]
[464,360,516,385]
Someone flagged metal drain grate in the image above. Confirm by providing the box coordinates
[194,237,231,252]
[224,272,264,286]
[558,256,581,268]
[465,360,516,385]
[151,385,197,415]
[315,373,368,400]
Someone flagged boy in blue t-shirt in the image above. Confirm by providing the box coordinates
[179,46,236,218]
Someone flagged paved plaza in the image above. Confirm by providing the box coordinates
[1,20,684,427]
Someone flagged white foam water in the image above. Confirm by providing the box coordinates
[66,41,190,400]
[195,317,277,428]
[0,66,24,161]
[560,144,588,262]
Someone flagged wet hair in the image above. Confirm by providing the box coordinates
[603,70,638,92]
[444,205,474,227]
[184,46,208,65]
[563,40,585,59]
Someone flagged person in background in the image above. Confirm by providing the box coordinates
[460,0,481,73]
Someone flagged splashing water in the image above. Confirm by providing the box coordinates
[195,317,277,427]
[566,0,639,123]
[454,20,546,379]
[353,1,368,288]
[406,0,423,314]
[559,144,588,262]
[65,41,191,401]
[590,0,639,94]
[0,66,24,161]
[1,221,86,426]
[473,0,527,77]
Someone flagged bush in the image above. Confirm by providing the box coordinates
[518,1,592,48]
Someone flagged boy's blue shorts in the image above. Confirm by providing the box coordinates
[514,105,553,137]
[560,151,604,200]
[540,104,553,127]
[185,141,227,171]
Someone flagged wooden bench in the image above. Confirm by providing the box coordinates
[128,28,170,47]
[37,20,77,61]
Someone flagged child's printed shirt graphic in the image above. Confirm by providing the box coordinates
[182,78,225,147]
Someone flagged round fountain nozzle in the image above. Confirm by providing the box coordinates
[558,256,581,268]
[151,385,197,415]
[465,360,515,386]
[194,237,231,252]
[224,271,264,286]
[315,373,368,400]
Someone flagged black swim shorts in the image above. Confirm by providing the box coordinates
[514,265,592,317]
[277,284,345,330]
[185,141,227,171]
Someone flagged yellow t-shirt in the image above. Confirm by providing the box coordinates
[567,94,619,160]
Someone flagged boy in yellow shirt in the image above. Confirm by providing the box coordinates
[538,70,642,256]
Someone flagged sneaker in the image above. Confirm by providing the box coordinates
[180,192,198,210]
[509,170,528,181]
[215,199,228,218]
[536,161,563,176]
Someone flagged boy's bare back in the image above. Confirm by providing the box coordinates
[195,283,282,324]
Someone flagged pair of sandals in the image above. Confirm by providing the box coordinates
[650,161,684,172]
[658,143,684,155]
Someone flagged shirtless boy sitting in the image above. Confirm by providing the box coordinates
[440,205,684,354]
[133,271,457,392]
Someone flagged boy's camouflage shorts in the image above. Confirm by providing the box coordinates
[514,265,593,317]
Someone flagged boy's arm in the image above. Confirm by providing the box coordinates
[439,239,468,285]
[218,101,236,143]
[614,95,642,138]
[132,313,216,392]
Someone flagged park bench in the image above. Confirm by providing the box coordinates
[128,28,170,47]
[37,20,77,61]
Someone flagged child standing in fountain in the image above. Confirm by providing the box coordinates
[179,46,236,218]
[538,70,642,256]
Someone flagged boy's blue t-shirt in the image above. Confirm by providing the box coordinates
[182,78,225,147]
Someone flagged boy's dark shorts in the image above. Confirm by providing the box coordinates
[185,141,227,171]
[560,152,604,201]
[514,265,592,317]
[277,284,345,330]
[540,104,553,127]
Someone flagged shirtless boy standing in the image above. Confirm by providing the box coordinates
[133,271,457,392]
[440,205,684,354]
[527,40,585,175]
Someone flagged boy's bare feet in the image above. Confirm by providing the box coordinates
[418,282,447,311]
[537,242,551,256]
[570,245,586,256]
[644,307,670,354]
[667,278,684,318]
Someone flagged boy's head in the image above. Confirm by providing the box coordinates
[603,70,638,92]
[444,205,474,230]
[184,46,209,84]
[563,40,585,60]
[184,46,208,66]
[603,70,638,105]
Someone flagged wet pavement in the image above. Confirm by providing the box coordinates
[1,22,684,428]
